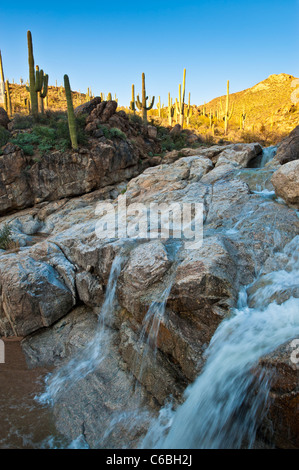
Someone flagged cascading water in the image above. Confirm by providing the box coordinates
[134,281,174,383]
[142,236,299,449]
[37,255,125,405]
[259,146,277,168]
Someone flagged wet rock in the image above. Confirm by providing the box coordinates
[257,340,299,449]
[76,271,104,307]
[21,305,98,367]
[122,241,171,291]
[0,250,75,337]
[271,159,299,208]
[215,143,262,168]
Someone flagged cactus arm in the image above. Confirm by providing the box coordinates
[136,95,142,110]
[40,74,48,99]
[146,96,155,110]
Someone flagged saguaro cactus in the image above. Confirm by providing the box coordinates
[157,96,161,118]
[34,66,48,114]
[129,84,136,114]
[5,80,12,117]
[186,92,192,126]
[27,30,39,117]
[176,68,186,127]
[168,92,174,126]
[240,107,246,130]
[64,74,78,150]
[220,80,234,135]
[0,50,6,110]
[135,73,155,124]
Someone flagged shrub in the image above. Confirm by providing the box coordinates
[0,224,12,250]
[97,125,127,141]
[129,114,143,125]
[9,112,88,155]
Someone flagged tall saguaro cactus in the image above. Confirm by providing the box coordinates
[220,80,234,135]
[5,80,12,117]
[0,50,6,110]
[135,73,155,124]
[157,96,161,118]
[168,92,174,126]
[186,92,192,126]
[64,74,78,150]
[27,31,39,117]
[176,68,186,127]
[129,84,136,114]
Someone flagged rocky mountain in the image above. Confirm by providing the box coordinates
[197,73,299,133]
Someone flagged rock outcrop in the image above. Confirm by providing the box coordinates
[271,159,299,208]
[275,125,299,164]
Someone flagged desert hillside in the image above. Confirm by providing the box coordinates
[195,73,299,133]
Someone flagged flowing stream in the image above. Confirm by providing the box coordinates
[38,255,125,405]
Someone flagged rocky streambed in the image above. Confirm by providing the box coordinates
[0,118,298,448]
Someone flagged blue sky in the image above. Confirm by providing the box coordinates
[0,0,298,106]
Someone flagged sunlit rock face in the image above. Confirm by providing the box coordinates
[274,125,299,164]
[0,139,297,448]
[272,159,299,208]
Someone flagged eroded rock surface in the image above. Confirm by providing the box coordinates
[0,140,297,448]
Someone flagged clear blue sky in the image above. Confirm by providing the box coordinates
[0,0,298,106]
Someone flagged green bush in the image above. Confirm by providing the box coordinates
[156,125,188,152]
[9,112,88,155]
[98,125,127,141]
[0,224,12,250]
[128,114,143,125]
[12,115,35,130]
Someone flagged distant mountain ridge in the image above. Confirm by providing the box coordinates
[197,73,299,133]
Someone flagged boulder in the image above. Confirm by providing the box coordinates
[271,159,299,208]
[275,125,299,164]
[147,125,157,139]
[0,251,76,337]
[170,124,182,137]
[74,96,101,117]
[257,340,299,448]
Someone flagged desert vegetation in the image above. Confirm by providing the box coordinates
[0,31,297,151]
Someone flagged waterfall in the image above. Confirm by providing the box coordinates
[259,146,277,168]
[142,236,299,449]
[37,255,124,405]
[134,281,174,383]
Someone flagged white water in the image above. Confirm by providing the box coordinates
[142,236,299,449]
[38,255,124,405]
[134,281,174,382]
[259,146,277,168]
